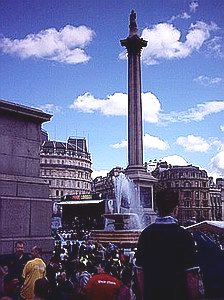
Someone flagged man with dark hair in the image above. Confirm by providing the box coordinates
[135,189,201,300]
[20,246,46,300]
[33,277,50,300]
[8,241,30,283]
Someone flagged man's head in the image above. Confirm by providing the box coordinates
[31,246,42,259]
[34,277,50,298]
[155,189,179,217]
[14,241,25,257]
[95,260,106,274]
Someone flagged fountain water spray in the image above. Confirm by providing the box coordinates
[104,173,143,230]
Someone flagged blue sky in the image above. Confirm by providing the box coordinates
[0,0,224,179]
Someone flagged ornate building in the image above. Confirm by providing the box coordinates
[152,163,211,225]
[209,177,223,221]
[93,166,124,200]
[40,135,92,201]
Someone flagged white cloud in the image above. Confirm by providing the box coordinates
[162,101,224,123]
[70,92,127,115]
[71,91,224,126]
[0,25,95,64]
[176,134,210,152]
[142,93,161,123]
[111,134,169,151]
[210,150,224,177]
[220,125,224,132]
[91,169,109,179]
[70,92,161,122]
[38,103,61,114]
[194,75,222,86]
[169,12,191,23]
[182,101,224,121]
[205,36,224,59]
[140,21,218,65]
[144,134,169,150]
[161,155,188,166]
[111,140,127,149]
[189,0,199,13]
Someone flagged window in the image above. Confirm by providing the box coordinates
[166,182,171,188]
[184,191,191,198]
[184,201,191,208]
[202,182,207,188]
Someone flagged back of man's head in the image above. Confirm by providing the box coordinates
[155,189,179,217]
[31,246,42,258]
[34,277,49,298]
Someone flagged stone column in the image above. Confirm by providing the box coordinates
[121,10,147,171]
[120,11,157,226]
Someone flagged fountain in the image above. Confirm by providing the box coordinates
[90,173,142,248]
[104,173,142,230]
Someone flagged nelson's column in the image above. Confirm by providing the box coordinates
[121,10,157,225]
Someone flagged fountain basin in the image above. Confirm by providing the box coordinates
[104,213,140,230]
[90,229,141,248]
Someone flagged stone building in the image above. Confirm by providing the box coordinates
[40,136,92,202]
[152,162,211,225]
[209,177,224,220]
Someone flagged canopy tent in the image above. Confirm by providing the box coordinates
[58,199,105,205]
[58,199,106,229]
[186,221,224,234]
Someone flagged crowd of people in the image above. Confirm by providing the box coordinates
[0,238,138,300]
[1,189,224,300]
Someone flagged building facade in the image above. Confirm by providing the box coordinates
[209,177,224,221]
[40,136,92,201]
[93,166,124,200]
[152,163,211,225]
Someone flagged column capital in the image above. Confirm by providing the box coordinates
[120,35,147,55]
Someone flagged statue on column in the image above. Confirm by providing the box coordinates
[129,9,138,35]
